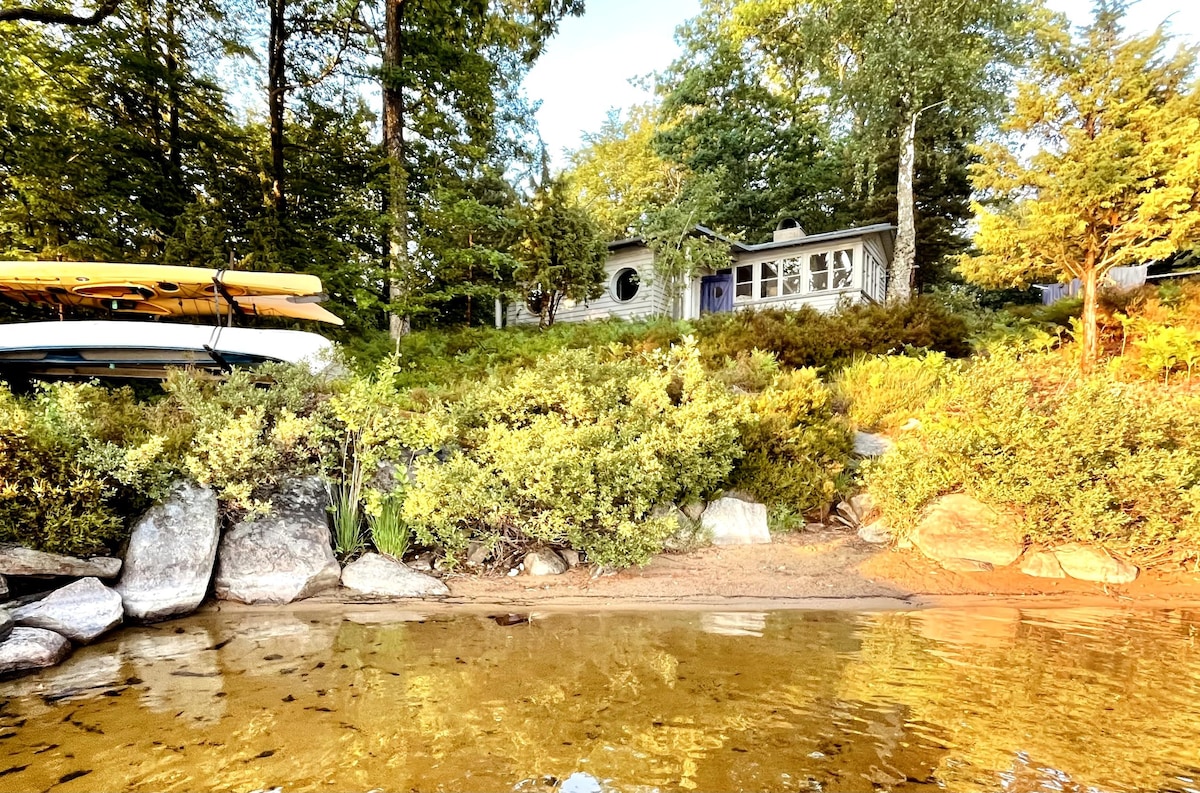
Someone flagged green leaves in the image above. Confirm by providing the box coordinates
[511,175,607,327]
[961,6,1200,368]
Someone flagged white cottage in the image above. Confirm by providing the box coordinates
[503,221,895,326]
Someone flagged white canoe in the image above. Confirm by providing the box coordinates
[0,320,336,379]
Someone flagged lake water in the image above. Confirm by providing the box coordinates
[0,606,1198,792]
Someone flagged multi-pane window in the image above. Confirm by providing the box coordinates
[735,264,753,299]
[781,258,803,295]
[732,246,860,302]
[760,262,779,298]
[809,253,829,291]
[832,249,853,288]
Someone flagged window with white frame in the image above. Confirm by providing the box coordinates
[863,249,885,299]
[781,257,803,295]
[760,261,778,298]
[832,249,853,288]
[733,245,860,301]
[808,252,829,291]
[735,264,753,300]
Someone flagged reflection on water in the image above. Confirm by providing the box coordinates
[1,607,1199,792]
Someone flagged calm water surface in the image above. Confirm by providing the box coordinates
[0,606,1198,792]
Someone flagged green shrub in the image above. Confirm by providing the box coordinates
[729,368,853,518]
[833,352,954,432]
[0,383,168,556]
[350,318,689,391]
[866,351,1200,554]
[694,298,972,372]
[165,364,335,511]
[401,340,748,567]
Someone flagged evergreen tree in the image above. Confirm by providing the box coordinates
[960,3,1200,372]
[512,174,607,328]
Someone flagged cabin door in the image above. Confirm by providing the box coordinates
[700,274,734,314]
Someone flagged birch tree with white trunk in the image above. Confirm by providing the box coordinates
[733,0,1034,300]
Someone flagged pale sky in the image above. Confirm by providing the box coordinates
[525,0,1200,168]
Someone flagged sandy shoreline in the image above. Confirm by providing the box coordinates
[202,528,1200,616]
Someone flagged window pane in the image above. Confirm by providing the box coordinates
[832,249,853,289]
[809,253,828,291]
[613,267,640,302]
[735,264,753,298]
[760,262,778,298]
[782,258,803,295]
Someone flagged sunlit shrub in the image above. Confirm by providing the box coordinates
[832,353,954,432]
[867,351,1200,553]
[694,298,972,371]
[729,368,853,519]
[401,341,748,567]
[0,382,170,555]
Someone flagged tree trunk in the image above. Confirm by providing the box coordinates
[1079,259,1099,375]
[384,0,410,339]
[268,0,287,216]
[887,109,918,302]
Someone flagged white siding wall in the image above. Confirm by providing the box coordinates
[862,235,889,302]
[508,246,670,326]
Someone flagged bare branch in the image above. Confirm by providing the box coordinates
[0,0,120,25]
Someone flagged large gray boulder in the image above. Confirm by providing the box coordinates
[701,497,771,546]
[340,553,449,598]
[117,481,220,622]
[0,627,70,674]
[215,477,341,604]
[12,577,123,644]
[0,544,121,579]
[0,609,12,642]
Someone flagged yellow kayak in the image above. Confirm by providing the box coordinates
[0,262,343,325]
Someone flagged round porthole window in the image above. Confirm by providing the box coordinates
[612,267,640,302]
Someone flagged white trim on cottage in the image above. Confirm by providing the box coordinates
[503,222,895,326]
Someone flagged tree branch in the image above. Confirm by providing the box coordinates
[0,0,119,25]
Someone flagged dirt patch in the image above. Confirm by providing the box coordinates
[207,527,1200,616]
[421,528,1200,607]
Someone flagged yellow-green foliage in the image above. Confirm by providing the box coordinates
[1104,281,1200,383]
[867,351,1200,553]
[0,364,336,555]
[0,382,172,556]
[730,367,853,518]
[832,352,954,432]
[401,341,749,567]
[164,365,334,512]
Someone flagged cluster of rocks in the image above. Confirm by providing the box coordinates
[838,491,1140,585]
[0,477,448,676]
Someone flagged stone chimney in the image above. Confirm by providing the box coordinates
[773,218,807,243]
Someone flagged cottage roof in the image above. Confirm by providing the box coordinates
[607,223,896,253]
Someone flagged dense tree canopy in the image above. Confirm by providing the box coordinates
[960,3,1200,371]
[3,0,1196,340]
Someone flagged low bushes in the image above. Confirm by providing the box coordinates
[0,364,335,556]
[832,352,954,432]
[400,342,749,567]
[866,351,1200,554]
[729,367,853,525]
[694,298,972,371]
